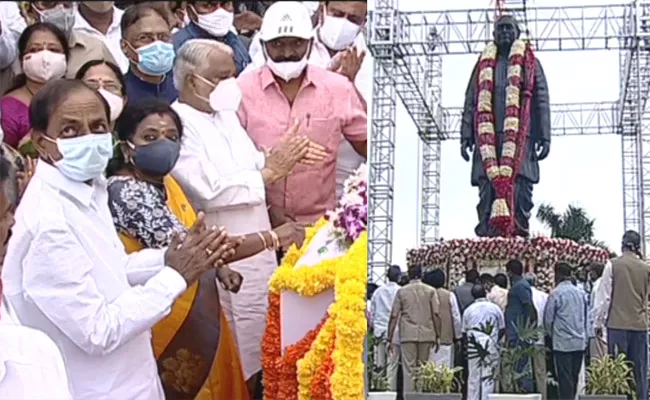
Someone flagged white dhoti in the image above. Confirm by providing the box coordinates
[429,344,454,367]
[206,206,276,381]
[467,334,497,400]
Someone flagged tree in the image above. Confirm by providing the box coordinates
[536,204,613,254]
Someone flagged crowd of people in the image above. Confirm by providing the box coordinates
[0,1,368,399]
[369,231,650,400]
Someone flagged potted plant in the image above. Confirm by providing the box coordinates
[404,361,462,400]
[367,333,395,400]
[467,320,544,400]
[579,353,634,400]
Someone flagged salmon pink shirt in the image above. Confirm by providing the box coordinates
[237,65,367,223]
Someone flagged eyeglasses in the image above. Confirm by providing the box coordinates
[84,79,123,96]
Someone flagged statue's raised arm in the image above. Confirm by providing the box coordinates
[459,15,550,238]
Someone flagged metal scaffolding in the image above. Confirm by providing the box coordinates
[368,0,650,279]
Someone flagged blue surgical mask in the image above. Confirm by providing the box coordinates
[133,41,175,76]
[45,133,113,182]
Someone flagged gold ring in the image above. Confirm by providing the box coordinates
[206,248,213,256]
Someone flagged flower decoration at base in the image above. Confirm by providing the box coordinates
[407,236,608,291]
[262,164,368,399]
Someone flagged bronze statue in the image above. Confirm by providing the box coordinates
[460,15,551,238]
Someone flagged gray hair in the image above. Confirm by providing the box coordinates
[524,272,537,287]
[173,39,234,91]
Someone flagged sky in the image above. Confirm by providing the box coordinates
[370,0,624,268]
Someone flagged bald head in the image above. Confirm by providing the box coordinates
[494,14,520,47]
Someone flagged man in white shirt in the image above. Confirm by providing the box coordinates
[524,272,549,400]
[463,284,505,400]
[423,269,462,367]
[0,148,72,399]
[370,265,401,390]
[2,79,234,400]
[587,262,606,361]
[74,1,128,72]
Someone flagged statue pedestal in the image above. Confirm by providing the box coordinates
[407,236,609,291]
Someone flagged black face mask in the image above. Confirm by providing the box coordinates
[130,139,181,177]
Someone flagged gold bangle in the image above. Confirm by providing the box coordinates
[256,232,268,249]
[269,230,280,250]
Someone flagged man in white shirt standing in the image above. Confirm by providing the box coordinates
[524,272,549,400]
[463,284,505,400]
[2,79,235,400]
[424,269,462,367]
[0,148,72,399]
[587,262,606,362]
[370,265,402,390]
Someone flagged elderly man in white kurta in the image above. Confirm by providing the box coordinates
[245,1,370,197]
[170,39,317,388]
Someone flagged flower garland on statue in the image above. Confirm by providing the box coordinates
[262,164,368,400]
[475,39,536,235]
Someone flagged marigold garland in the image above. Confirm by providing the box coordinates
[262,225,367,400]
[311,347,335,399]
[330,232,367,400]
[277,315,329,400]
[297,317,336,399]
[261,292,281,400]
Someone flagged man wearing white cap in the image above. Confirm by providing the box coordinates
[237,1,367,224]
[244,1,369,198]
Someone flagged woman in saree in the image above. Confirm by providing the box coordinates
[106,98,305,400]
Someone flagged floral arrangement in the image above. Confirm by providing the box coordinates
[475,39,536,235]
[407,236,608,291]
[326,164,367,245]
[262,165,368,400]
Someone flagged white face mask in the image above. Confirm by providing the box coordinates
[98,89,124,122]
[38,4,76,37]
[194,6,234,37]
[263,43,310,82]
[194,75,242,112]
[319,11,361,51]
[22,50,67,83]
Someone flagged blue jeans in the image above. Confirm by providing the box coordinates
[608,328,648,400]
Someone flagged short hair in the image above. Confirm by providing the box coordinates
[494,273,508,289]
[465,269,479,283]
[479,273,494,284]
[408,266,422,280]
[173,39,233,91]
[589,262,605,277]
[471,283,486,299]
[506,259,524,276]
[622,230,641,253]
[107,98,184,176]
[75,60,127,96]
[423,269,445,289]
[121,2,170,37]
[387,265,401,282]
[30,79,110,135]
[367,282,378,300]
[555,262,572,279]
[524,272,537,287]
